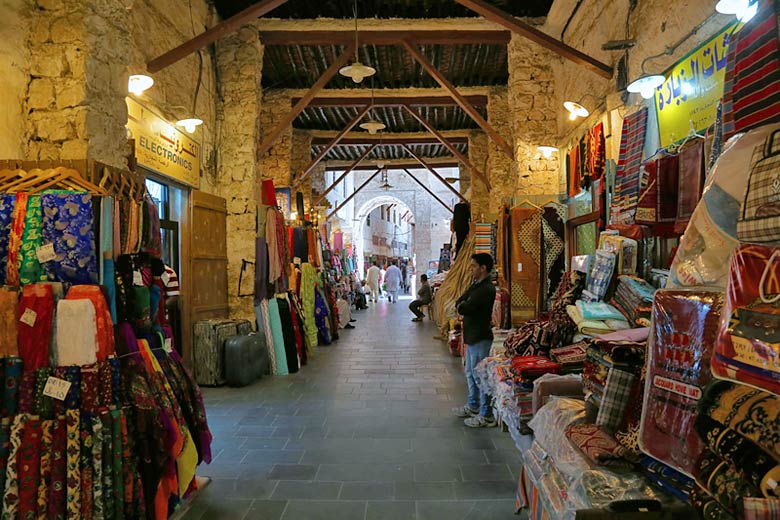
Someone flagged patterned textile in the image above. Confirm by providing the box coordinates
[657,152,680,224]
[40,193,98,286]
[65,410,80,519]
[19,194,47,286]
[588,122,606,180]
[276,296,300,374]
[65,285,115,361]
[584,250,616,302]
[19,416,42,519]
[744,498,780,520]
[550,343,587,368]
[676,138,705,233]
[596,368,636,433]
[18,283,55,371]
[2,358,23,418]
[0,288,20,358]
[541,205,565,311]
[35,367,53,419]
[38,418,53,519]
[609,275,655,326]
[314,287,331,345]
[258,300,277,375]
[7,192,29,287]
[0,419,9,497]
[510,207,542,324]
[3,414,25,518]
[300,263,319,350]
[637,455,695,503]
[0,194,14,285]
[267,298,289,376]
[568,144,581,197]
[612,108,648,225]
[636,157,659,225]
[91,416,103,520]
[691,487,737,520]
[694,449,760,514]
[642,290,725,476]
[564,423,634,468]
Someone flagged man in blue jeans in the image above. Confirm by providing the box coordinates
[452,253,497,428]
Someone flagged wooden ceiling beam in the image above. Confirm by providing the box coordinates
[311,136,468,145]
[402,144,467,204]
[260,29,510,46]
[454,0,613,79]
[148,0,288,73]
[402,104,490,191]
[294,104,372,187]
[401,169,455,214]
[257,43,355,161]
[401,40,514,160]
[326,168,383,221]
[312,144,377,207]
[295,95,488,107]
[324,159,459,171]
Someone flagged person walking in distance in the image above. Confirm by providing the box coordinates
[452,253,497,428]
[384,260,403,303]
[409,274,432,321]
[366,262,381,302]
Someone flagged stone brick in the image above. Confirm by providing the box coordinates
[29,44,67,77]
[27,79,55,109]
[55,80,86,109]
[50,17,82,43]
[60,138,88,159]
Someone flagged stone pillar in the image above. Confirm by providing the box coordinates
[487,87,514,213]
[258,90,293,187]
[468,131,490,221]
[290,129,313,209]
[24,0,131,167]
[0,0,30,159]
[507,34,561,196]
[215,29,264,323]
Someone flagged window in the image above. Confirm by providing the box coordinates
[366,215,371,226]
[144,178,182,275]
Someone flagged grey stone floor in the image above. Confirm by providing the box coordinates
[184,295,526,520]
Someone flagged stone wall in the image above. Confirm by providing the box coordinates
[468,131,489,220]
[290,130,314,206]
[486,88,514,213]
[0,0,30,159]
[258,90,293,188]
[215,29,264,323]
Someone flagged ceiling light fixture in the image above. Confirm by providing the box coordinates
[563,101,590,120]
[339,0,376,83]
[176,49,205,133]
[537,146,558,158]
[360,81,386,134]
[716,0,759,21]
[128,74,154,95]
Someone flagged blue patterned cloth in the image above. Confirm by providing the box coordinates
[41,193,98,285]
[0,194,15,285]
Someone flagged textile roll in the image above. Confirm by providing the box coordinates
[34,367,53,419]
[2,414,25,518]
[55,299,98,366]
[19,194,46,286]
[0,419,9,505]
[41,193,99,286]
[657,152,680,223]
[0,288,19,357]
[564,423,634,469]
[0,194,14,285]
[676,138,705,233]
[266,209,282,284]
[314,288,331,345]
[300,263,319,350]
[258,301,278,375]
[694,449,760,514]
[18,283,54,371]
[510,207,542,325]
[65,410,80,519]
[6,192,29,287]
[2,358,22,418]
[255,237,269,304]
[65,285,115,361]
[612,108,649,225]
[276,296,300,374]
[261,179,277,206]
[18,417,42,520]
[18,371,36,415]
[267,298,289,375]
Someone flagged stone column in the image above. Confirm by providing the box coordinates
[487,87,514,213]
[467,131,489,221]
[258,90,293,187]
[290,129,314,210]
[215,28,264,323]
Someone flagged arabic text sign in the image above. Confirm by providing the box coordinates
[126,97,200,188]
[655,25,735,148]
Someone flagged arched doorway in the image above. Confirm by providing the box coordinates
[353,195,415,279]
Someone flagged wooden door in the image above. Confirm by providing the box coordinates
[182,190,229,366]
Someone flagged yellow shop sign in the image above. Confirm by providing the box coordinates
[126,97,200,188]
[655,23,738,148]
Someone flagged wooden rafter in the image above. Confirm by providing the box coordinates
[311,136,468,145]
[260,29,510,46]
[296,95,488,107]
[325,159,459,171]
[402,144,467,203]
[402,104,490,191]
[454,0,613,79]
[147,0,288,73]
[401,40,514,160]
[257,43,356,161]
[312,144,377,207]
[326,168,383,221]
[402,169,455,214]
[295,105,372,187]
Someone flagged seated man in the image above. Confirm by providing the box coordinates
[354,280,369,310]
[409,274,432,322]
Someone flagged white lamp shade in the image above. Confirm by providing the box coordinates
[360,119,386,134]
[716,0,758,20]
[176,118,203,133]
[627,74,666,99]
[339,61,376,83]
[537,146,558,158]
[563,101,590,120]
[128,74,154,95]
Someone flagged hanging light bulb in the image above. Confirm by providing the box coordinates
[360,119,386,134]
[563,101,590,120]
[537,146,558,158]
[176,118,203,133]
[339,0,376,83]
[716,0,758,21]
[128,74,154,95]
[380,169,393,190]
[626,74,666,99]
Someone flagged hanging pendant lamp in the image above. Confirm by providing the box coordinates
[360,81,386,134]
[339,0,376,83]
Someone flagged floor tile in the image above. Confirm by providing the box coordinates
[281,500,366,520]
[340,481,395,500]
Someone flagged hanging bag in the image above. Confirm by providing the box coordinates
[737,130,780,243]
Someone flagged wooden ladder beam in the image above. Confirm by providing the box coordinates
[326,168,383,221]
[312,144,377,207]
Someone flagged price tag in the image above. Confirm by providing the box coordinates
[517,263,523,272]
[36,243,57,263]
[164,338,172,352]
[43,377,72,401]
[19,308,37,327]
[133,271,144,286]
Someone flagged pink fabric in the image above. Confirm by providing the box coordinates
[597,327,650,342]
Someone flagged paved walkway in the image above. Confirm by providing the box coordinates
[184,294,524,520]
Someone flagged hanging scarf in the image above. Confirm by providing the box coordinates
[300,263,319,350]
[267,298,289,376]
[258,301,277,375]
[266,209,282,284]
[314,288,331,345]
[276,296,300,374]
[0,288,19,358]
[7,192,29,286]
[612,108,649,225]
[40,193,99,286]
[19,194,46,286]
[18,283,55,371]
[0,194,15,285]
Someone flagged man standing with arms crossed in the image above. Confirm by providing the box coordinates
[452,253,497,428]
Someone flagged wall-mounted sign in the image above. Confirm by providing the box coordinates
[654,23,738,148]
[126,97,200,188]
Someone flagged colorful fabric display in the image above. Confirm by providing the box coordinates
[713,244,780,394]
[550,342,588,372]
[17,283,54,371]
[566,304,629,337]
[609,275,655,326]
[40,193,99,286]
[642,289,724,476]
[509,356,561,380]
[65,284,115,362]
[267,297,289,376]
[541,206,566,310]
[0,288,19,358]
[55,299,98,366]
[0,194,14,285]
[18,194,46,286]
[694,449,761,515]
[612,108,648,225]
[575,301,625,322]
[601,235,638,275]
[584,250,617,302]
[743,498,780,520]
[564,423,635,469]
[596,368,636,433]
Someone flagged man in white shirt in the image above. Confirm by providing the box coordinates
[384,261,403,303]
[366,262,381,302]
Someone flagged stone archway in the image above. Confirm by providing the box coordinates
[353,194,417,278]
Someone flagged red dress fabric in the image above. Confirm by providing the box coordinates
[17,283,54,371]
[261,179,277,206]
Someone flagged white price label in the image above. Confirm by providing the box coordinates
[42,377,72,401]
[164,338,172,352]
[36,243,57,263]
[133,271,144,286]
[19,308,37,327]
[517,263,523,272]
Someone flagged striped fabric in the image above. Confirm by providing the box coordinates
[612,108,648,225]
[474,222,497,285]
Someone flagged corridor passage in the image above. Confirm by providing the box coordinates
[184,296,524,520]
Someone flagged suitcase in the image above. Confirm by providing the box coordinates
[225,333,269,387]
[193,318,251,386]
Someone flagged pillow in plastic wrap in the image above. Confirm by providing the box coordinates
[528,397,589,481]
[565,469,663,512]
[532,373,583,414]
[668,124,780,289]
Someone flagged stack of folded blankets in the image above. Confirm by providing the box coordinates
[610,275,656,326]
[566,300,631,336]
[550,342,588,373]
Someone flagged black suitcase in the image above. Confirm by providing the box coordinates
[224,332,269,387]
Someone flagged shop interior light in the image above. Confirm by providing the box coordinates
[563,101,590,120]
[176,118,203,134]
[716,0,758,21]
[537,146,558,158]
[626,74,666,99]
[360,119,385,134]
[128,74,154,95]
[339,0,376,84]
